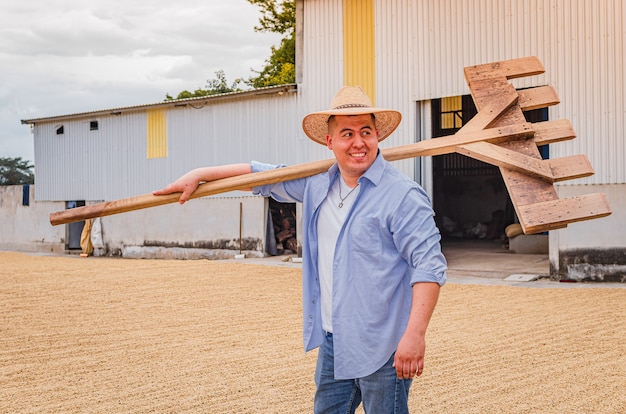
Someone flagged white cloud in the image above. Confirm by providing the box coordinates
[0,0,282,161]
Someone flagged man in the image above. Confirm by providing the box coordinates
[154,86,447,413]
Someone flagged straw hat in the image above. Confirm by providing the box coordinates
[301,86,402,145]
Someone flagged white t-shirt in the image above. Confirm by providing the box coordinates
[317,176,360,332]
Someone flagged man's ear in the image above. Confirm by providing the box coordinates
[325,134,332,149]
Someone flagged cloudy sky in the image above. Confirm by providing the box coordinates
[0,0,282,163]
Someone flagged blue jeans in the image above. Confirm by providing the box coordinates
[314,333,412,414]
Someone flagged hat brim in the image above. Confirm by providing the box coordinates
[302,107,402,145]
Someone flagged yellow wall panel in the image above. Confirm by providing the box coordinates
[343,0,375,104]
[146,109,167,159]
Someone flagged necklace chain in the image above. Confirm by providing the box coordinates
[338,183,358,208]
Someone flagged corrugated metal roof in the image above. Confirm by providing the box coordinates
[21,84,297,125]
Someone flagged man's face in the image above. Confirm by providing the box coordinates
[325,114,379,185]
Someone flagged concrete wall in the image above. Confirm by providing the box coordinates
[1,185,270,259]
[549,184,626,282]
[0,185,65,253]
[91,193,268,259]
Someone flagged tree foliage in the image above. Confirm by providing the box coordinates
[248,0,295,35]
[0,157,34,185]
[246,0,295,88]
[164,0,295,100]
[165,70,243,101]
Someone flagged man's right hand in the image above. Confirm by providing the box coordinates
[152,170,203,204]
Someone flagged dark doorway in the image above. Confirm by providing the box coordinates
[65,200,86,250]
[431,94,548,245]
[267,198,297,256]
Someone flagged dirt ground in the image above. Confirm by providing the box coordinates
[1,251,624,413]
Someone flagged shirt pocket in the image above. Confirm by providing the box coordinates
[349,216,384,257]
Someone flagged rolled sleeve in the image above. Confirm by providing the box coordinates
[250,161,306,204]
[409,266,447,287]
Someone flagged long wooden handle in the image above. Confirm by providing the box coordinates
[50,122,536,226]
[49,158,334,226]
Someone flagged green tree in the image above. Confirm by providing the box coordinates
[246,0,295,88]
[165,71,243,101]
[165,0,296,99]
[0,157,34,185]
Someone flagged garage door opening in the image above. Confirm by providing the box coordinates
[431,94,548,249]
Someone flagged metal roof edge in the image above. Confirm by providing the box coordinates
[20,84,298,125]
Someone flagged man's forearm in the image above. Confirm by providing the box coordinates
[406,282,440,337]
[190,163,252,182]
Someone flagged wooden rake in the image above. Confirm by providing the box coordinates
[50,56,611,234]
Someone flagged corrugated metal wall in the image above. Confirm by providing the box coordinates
[411,0,552,98]
[375,0,421,179]
[343,0,376,102]
[300,0,624,185]
[34,93,299,201]
[300,0,422,180]
[146,109,168,159]
[549,0,625,185]
[407,0,624,185]
[296,0,345,165]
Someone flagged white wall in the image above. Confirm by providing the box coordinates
[93,193,268,259]
[0,185,65,253]
[554,185,625,250]
[0,186,269,259]
[549,184,626,281]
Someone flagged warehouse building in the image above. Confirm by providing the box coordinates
[11,0,626,281]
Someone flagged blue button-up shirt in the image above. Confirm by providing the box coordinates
[252,153,447,379]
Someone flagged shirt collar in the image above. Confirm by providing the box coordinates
[360,150,386,186]
[327,150,385,187]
